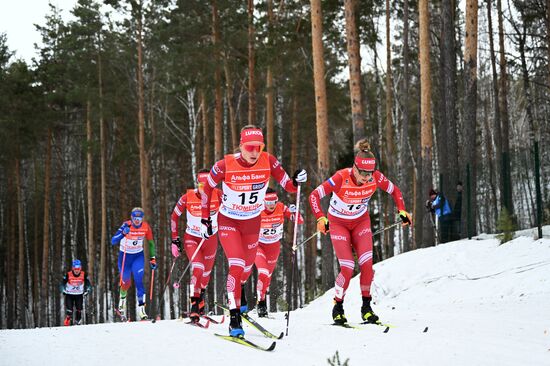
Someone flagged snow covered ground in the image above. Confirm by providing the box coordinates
[2,228,550,366]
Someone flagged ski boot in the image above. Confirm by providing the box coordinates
[240,284,248,314]
[199,289,206,316]
[138,304,148,320]
[228,308,244,338]
[256,299,268,318]
[361,296,379,324]
[332,299,347,325]
[118,297,127,321]
[189,296,201,323]
[64,315,72,326]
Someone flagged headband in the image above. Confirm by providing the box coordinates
[197,172,209,185]
[354,156,376,171]
[264,192,278,202]
[240,128,264,145]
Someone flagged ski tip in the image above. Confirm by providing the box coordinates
[383,326,390,333]
[267,341,277,351]
[277,332,284,339]
[423,326,429,333]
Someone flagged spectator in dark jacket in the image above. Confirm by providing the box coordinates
[426,188,453,243]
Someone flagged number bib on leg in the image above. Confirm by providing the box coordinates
[220,153,270,220]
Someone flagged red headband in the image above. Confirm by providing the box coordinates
[264,192,278,202]
[354,156,376,171]
[240,128,264,145]
[197,173,209,185]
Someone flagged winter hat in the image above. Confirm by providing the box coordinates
[429,188,437,196]
[72,259,82,269]
[131,207,145,218]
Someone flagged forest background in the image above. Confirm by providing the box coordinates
[0,0,548,329]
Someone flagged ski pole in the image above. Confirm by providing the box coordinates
[119,241,127,286]
[372,220,402,237]
[149,268,155,302]
[295,231,319,249]
[173,237,207,289]
[286,183,301,336]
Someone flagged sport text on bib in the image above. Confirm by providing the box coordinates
[259,202,285,243]
[65,271,86,295]
[328,168,377,219]
[221,153,270,220]
[186,189,220,237]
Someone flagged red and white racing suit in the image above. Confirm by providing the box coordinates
[249,202,303,301]
[171,188,222,297]
[309,168,406,300]
[202,152,297,310]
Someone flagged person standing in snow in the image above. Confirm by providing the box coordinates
[111,207,157,320]
[60,259,92,326]
[244,188,304,318]
[426,188,453,243]
[309,139,412,325]
[200,125,307,337]
[170,169,222,322]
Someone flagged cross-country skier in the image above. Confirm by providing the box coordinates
[200,125,307,337]
[171,169,222,322]
[60,259,92,326]
[309,139,412,325]
[250,188,303,317]
[111,207,157,320]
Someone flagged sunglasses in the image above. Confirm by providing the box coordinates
[354,165,373,177]
[264,200,277,205]
[242,144,264,153]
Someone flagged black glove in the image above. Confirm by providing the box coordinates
[200,218,213,239]
[292,169,307,186]
[425,200,432,210]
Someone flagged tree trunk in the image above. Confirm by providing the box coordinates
[98,46,107,324]
[547,0,550,89]
[223,57,238,151]
[482,95,499,225]
[383,0,396,257]
[419,0,434,247]
[15,158,26,328]
[266,67,274,154]
[441,0,459,195]
[496,0,513,216]
[400,0,412,252]
[54,139,63,326]
[200,89,211,167]
[86,99,95,289]
[7,176,15,328]
[41,128,53,326]
[344,0,365,143]
[248,0,256,126]
[32,156,40,327]
[487,0,502,210]
[265,0,275,154]
[464,0,478,237]
[310,0,333,291]
[212,0,223,161]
